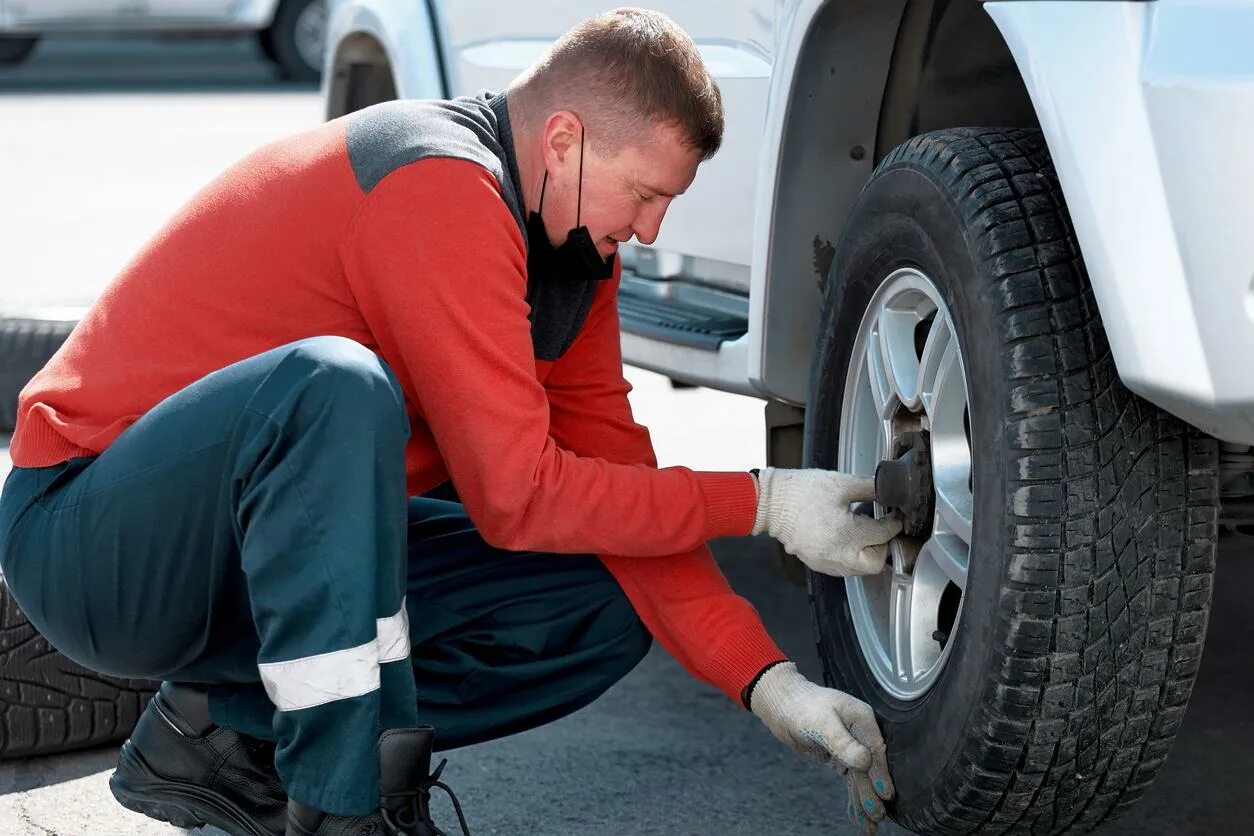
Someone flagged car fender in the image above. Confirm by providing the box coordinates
[324,0,447,113]
[988,0,1254,444]
[746,0,908,405]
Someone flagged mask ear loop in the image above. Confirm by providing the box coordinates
[537,120,583,224]
[576,124,585,228]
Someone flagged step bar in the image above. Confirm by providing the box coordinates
[616,272,749,350]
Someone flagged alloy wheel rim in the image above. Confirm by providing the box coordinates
[294,0,328,75]
[838,267,974,701]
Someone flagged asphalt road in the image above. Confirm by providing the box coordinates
[1,36,1252,836]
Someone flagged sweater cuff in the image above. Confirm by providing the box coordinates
[740,660,791,711]
[695,471,759,539]
[703,623,789,706]
[9,410,97,469]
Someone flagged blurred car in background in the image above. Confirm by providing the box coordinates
[0,0,327,80]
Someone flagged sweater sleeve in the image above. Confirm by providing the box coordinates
[339,158,758,556]
[543,263,788,704]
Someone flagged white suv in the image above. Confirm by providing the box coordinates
[323,2,1254,833]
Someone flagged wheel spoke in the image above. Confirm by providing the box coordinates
[918,533,969,591]
[889,572,914,684]
[865,319,896,420]
[928,331,974,543]
[879,306,926,412]
[917,312,955,417]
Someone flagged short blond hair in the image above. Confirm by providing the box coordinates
[510,8,724,160]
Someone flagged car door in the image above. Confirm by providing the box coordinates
[137,0,246,23]
[2,0,136,28]
[435,0,774,291]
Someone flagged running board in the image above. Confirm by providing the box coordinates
[617,274,749,350]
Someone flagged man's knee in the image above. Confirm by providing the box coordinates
[273,336,407,431]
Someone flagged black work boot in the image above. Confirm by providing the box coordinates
[109,681,287,836]
[285,727,470,836]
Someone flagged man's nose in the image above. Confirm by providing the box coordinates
[632,201,670,246]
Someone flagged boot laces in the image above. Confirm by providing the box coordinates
[381,758,471,836]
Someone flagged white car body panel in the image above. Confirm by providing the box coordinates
[988,0,1254,444]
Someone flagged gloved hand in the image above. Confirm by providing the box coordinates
[748,662,893,834]
[751,468,903,576]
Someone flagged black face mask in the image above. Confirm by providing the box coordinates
[525,128,616,282]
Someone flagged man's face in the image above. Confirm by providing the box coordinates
[538,117,704,259]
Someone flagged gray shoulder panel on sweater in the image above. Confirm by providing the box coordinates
[345,95,526,236]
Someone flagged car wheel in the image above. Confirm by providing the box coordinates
[257,26,279,65]
[0,313,79,434]
[805,128,1218,834]
[0,36,38,66]
[1,579,155,758]
[261,0,326,83]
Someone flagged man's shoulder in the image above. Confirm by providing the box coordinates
[344,96,507,196]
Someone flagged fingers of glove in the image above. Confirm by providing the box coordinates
[849,768,887,823]
[817,711,873,772]
[867,744,894,802]
[847,543,890,575]
[842,706,894,802]
[832,472,877,503]
[846,775,879,835]
[847,512,904,548]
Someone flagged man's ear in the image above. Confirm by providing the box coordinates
[541,110,582,173]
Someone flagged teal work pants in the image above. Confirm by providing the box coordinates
[0,337,651,815]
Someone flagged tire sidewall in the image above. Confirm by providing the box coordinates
[805,160,1009,811]
[268,0,322,82]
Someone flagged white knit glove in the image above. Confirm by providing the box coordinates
[752,468,903,576]
[749,662,894,834]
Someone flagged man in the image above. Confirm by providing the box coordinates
[0,9,901,836]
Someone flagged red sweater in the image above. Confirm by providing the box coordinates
[12,102,787,703]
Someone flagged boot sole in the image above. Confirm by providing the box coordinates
[109,739,279,836]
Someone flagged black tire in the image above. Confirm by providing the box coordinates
[1,580,155,758]
[0,36,38,66]
[257,27,279,64]
[0,314,78,433]
[261,0,324,82]
[805,129,1218,834]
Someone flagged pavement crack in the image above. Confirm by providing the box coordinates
[17,795,59,836]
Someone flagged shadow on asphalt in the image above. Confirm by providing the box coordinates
[0,35,318,94]
[0,745,117,794]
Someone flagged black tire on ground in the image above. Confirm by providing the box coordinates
[805,128,1218,834]
[0,36,38,66]
[260,0,324,82]
[257,26,279,64]
[0,315,78,433]
[1,579,155,759]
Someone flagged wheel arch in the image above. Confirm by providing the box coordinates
[323,0,447,120]
[748,0,1039,405]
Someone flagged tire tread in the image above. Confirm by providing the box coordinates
[0,581,154,759]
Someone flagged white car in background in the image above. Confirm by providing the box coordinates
[0,0,328,80]
[322,3,1254,833]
